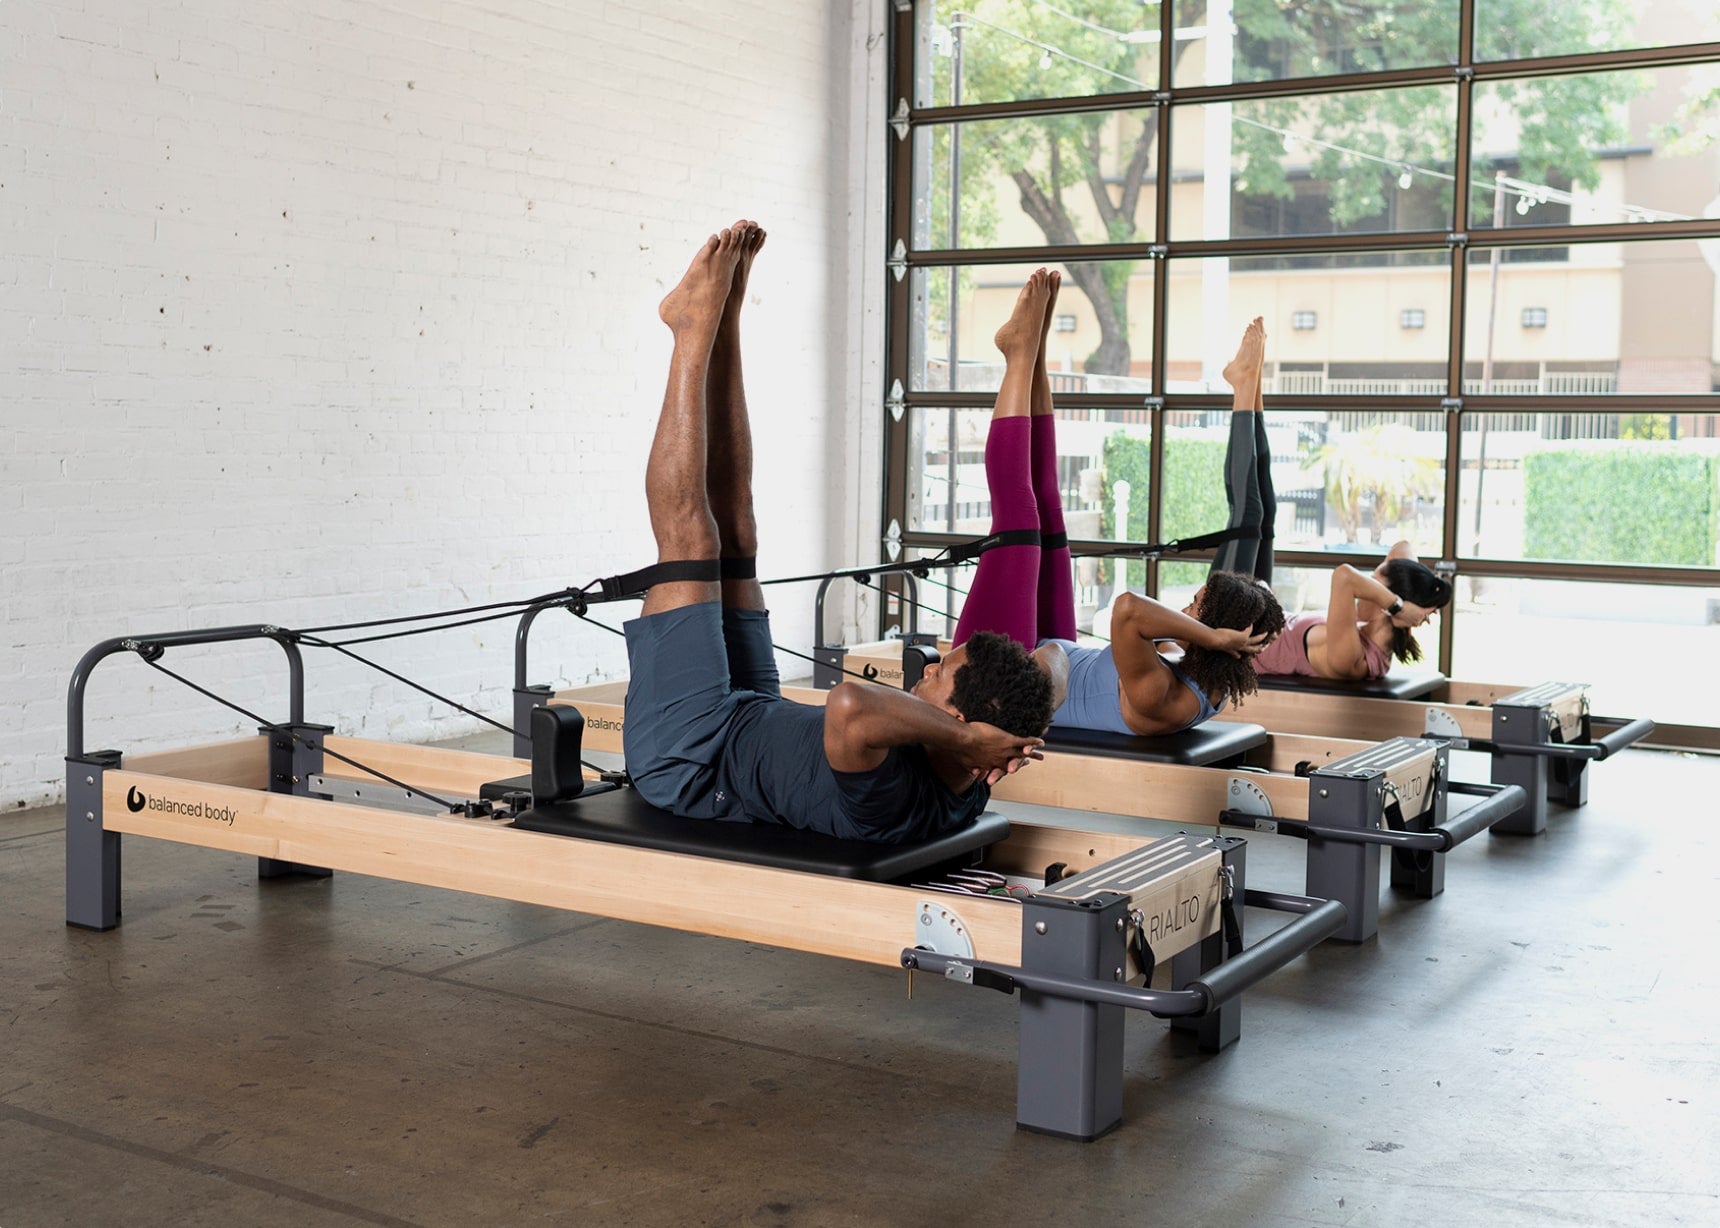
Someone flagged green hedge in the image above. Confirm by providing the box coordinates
[1099,433,1231,590]
[1523,446,1719,566]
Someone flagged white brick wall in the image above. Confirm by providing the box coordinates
[1,0,890,808]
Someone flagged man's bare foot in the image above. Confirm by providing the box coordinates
[1222,315,1266,394]
[996,268,1053,358]
[660,227,746,333]
[720,221,766,329]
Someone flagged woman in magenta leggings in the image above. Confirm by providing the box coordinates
[912,271,1282,737]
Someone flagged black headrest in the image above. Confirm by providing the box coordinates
[1255,667,1446,700]
[1044,720,1267,766]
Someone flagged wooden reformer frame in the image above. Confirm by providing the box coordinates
[66,625,1344,1142]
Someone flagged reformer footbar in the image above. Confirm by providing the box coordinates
[64,620,1346,1142]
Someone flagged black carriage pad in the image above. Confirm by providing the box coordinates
[1255,666,1446,700]
[511,786,1012,881]
[1044,720,1267,765]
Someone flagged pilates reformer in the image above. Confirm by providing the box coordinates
[511,630,1524,947]
[820,630,1652,840]
[789,526,1654,842]
[1235,668,1654,837]
[66,624,1345,1142]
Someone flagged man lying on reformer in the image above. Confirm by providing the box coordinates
[918,268,1282,738]
[1212,326,1453,681]
[621,221,1053,843]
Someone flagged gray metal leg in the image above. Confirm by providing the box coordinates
[259,724,334,880]
[513,685,552,758]
[1490,701,1550,836]
[1549,755,1590,808]
[1305,775,1380,943]
[66,750,123,930]
[1015,891,1129,1140]
[1172,839,1245,1052]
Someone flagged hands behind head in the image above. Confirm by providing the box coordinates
[1390,600,1436,629]
[964,722,1046,786]
[1207,625,1274,658]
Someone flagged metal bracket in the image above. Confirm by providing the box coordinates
[886,378,905,423]
[1440,396,1464,411]
[889,98,910,141]
[1425,708,1465,739]
[1226,776,1273,818]
[308,774,450,816]
[884,519,902,562]
[888,238,907,283]
[915,900,976,959]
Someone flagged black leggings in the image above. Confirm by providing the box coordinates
[1212,411,1275,583]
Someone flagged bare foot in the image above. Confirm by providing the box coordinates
[1037,269,1062,353]
[659,227,745,333]
[721,220,766,329]
[996,268,1053,359]
[1222,316,1266,393]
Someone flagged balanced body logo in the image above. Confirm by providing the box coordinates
[120,786,237,826]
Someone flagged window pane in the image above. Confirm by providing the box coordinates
[1164,255,1454,394]
[913,0,1159,108]
[1169,0,1459,83]
[1471,64,1699,232]
[913,109,1159,252]
[906,403,1153,530]
[908,261,1157,392]
[1169,86,1457,244]
[906,405,1155,602]
[1475,0,1720,62]
[1450,577,1720,727]
[1458,411,1720,564]
[1157,407,1446,593]
[1462,239,1719,396]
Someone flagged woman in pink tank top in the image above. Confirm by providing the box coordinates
[1251,546,1449,680]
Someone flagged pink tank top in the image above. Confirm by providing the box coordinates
[1253,612,1391,679]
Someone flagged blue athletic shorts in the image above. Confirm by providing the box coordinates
[621,601,780,818]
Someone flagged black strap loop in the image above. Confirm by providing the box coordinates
[719,557,757,580]
[1221,893,1244,960]
[944,527,1042,565]
[598,559,724,602]
[1041,531,1068,551]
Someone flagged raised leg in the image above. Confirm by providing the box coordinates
[641,227,746,618]
[954,270,1053,649]
[1031,271,1077,642]
[1214,317,1274,582]
[708,221,767,613]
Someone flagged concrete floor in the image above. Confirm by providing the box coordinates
[2,741,1716,1227]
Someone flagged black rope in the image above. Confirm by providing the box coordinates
[293,634,518,740]
[132,653,461,811]
[571,610,886,687]
[295,587,580,637]
[309,605,542,649]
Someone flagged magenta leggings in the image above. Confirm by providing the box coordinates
[953,415,1077,649]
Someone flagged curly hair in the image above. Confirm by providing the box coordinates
[1179,570,1287,710]
[950,630,1055,738]
[1381,558,1452,663]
